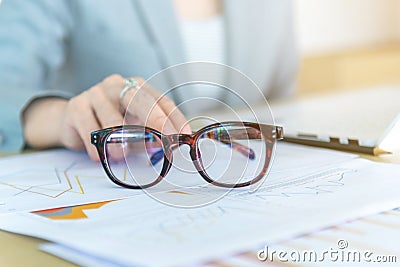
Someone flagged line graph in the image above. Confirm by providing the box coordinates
[0,150,144,213]
[0,165,85,200]
[0,145,363,214]
[231,168,356,199]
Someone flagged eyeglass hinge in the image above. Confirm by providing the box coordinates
[91,134,98,144]
[273,126,284,140]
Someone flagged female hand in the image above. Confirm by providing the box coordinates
[23,74,191,161]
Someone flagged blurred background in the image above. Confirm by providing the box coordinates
[294,0,400,95]
[1,0,398,96]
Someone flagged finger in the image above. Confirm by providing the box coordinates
[71,101,101,161]
[61,125,86,151]
[143,84,191,134]
[128,89,176,134]
[99,74,126,103]
[119,77,144,110]
[124,113,141,125]
[85,89,130,161]
[145,103,177,135]
[86,86,124,128]
[105,137,128,163]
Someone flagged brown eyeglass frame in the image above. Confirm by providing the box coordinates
[91,121,283,189]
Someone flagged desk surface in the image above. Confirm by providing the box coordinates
[0,231,77,267]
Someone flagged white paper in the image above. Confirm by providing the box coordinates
[1,145,400,266]
[0,143,354,212]
[0,149,145,213]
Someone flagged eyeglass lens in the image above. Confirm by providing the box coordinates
[105,130,164,187]
[104,125,268,187]
[196,126,267,186]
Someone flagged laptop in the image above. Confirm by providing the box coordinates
[271,86,400,155]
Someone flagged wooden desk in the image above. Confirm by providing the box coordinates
[0,231,77,267]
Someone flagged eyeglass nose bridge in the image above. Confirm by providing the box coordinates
[161,134,199,161]
[162,134,194,147]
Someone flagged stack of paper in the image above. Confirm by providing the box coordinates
[1,143,400,266]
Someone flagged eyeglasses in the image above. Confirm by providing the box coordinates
[91,122,283,189]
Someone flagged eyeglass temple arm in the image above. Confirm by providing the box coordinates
[218,139,255,159]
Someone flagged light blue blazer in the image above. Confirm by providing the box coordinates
[0,0,298,151]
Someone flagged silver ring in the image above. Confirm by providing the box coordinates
[120,78,139,105]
